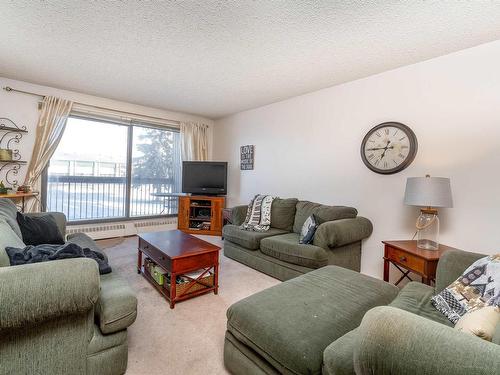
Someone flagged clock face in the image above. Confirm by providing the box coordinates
[361,122,417,174]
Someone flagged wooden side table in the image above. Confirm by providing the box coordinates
[382,240,458,286]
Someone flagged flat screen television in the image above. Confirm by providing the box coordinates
[182,161,228,195]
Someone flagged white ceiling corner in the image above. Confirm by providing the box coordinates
[1,1,500,119]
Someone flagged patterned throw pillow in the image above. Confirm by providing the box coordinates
[299,214,319,244]
[431,254,500,324]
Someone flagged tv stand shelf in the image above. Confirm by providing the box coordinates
[178,195,225,236]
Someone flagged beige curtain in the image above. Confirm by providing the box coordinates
[24,96,73,211]
[180,121,209,161]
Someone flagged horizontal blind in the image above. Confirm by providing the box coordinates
[71,103,180,130]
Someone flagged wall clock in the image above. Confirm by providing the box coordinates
[360,122,418,174]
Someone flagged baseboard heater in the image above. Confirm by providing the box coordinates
[67,217,178,240]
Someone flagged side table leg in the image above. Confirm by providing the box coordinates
[214,263,219,295]
[137,250,142,274]
[383,259,390,282]
[170,273,176,309]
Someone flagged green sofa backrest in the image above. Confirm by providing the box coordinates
[270,198,298,231]
[0,198,23,238]
[293,201,358,234]
[0,218,25,267]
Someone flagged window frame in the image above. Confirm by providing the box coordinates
[41,113,181,224]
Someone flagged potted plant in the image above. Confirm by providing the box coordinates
[0,181,10,195]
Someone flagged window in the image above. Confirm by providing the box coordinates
[45,115,181,222]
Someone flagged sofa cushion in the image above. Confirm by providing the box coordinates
[0,198,22,238]
[224,240,314,282]
[16,212,65,245]
[96,272,137,334]
[260,232,328,268]
[222,224,287,250]
[0,218,26,267]
[293,201,357,234]
[389,281,453,327]
[431,254,499,324]
[270,198,298,231]
[226,266,398,375]
[455,306,500,341]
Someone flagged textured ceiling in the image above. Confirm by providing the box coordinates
[2,1,500,119]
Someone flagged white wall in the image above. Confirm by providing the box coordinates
[0,76,214,186]
[214,40,500,279]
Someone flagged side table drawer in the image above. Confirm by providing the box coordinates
[386,247,425,274]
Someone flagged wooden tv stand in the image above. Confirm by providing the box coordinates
[178,195,225,236]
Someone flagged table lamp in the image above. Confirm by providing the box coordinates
[404,175,453,250]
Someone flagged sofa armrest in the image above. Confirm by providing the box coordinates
[230,205,248,226]
[313,217,373,249]
[0,258,99,330]
[435,249,485,293]
[354,306,500,375]
[25,211,67,236]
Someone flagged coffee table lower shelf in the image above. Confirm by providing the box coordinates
[139,266,217,309]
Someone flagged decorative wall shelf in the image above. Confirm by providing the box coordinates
[0,160,27,163]
[0,118,28,187]
[0,125,28,133]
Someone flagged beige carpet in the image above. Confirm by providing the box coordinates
[98,235,280,375]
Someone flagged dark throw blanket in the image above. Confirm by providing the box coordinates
[6,242,112,274]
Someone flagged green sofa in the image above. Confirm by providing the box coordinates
[0,199,137,375]
[224,249,500,375]
[223,199,373,281]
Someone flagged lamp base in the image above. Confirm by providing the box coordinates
[417,238,439,250]
[416,209,440,251]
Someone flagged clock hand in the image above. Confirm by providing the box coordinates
[367,146,395,151]
[379,141,391,160]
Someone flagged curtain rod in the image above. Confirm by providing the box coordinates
[2,86,181,125]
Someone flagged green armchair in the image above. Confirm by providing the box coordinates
[352,249,500,375]
[354,306,500,375]
[0,199,136,375]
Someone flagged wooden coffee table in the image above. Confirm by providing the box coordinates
[137,230,221,309]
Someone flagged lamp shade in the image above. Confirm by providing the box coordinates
[404,176,453,208]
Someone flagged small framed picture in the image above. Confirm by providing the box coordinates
[240,145,254,170]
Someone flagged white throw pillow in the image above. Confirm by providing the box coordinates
[0,218,26,267]
[455,306,500,341]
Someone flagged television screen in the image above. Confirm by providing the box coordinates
[182,161,228,195]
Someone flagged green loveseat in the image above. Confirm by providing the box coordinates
[0,199,137,375]
[223,199,373,281]
[224,249,500,375]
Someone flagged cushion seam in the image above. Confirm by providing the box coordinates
[228,321,315,375]
[224,247,314,273]
[101,310,136,325]
[226,333,280,375]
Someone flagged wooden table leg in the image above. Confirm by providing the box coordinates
[383,258,390,282]
[137,249,142,274]
[170,273,176,309]
[214,263,219,295]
